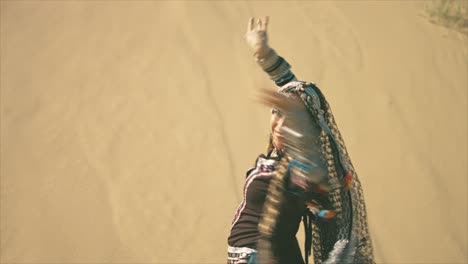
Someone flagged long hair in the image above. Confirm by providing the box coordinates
[265,133,274,156]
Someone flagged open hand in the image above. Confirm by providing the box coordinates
[245,17,271,58]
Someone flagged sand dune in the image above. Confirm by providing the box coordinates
[1,1,466,263]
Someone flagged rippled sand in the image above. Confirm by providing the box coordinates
[1,1,466,263]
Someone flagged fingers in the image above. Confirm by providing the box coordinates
[262,16,269,31]
[247,16,269,31]
[248,17,254,32]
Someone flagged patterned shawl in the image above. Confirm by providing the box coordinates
[257,81,375,264]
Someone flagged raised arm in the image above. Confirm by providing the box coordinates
[245,17,297,87]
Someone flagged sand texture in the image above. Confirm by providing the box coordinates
[1,1,466,263]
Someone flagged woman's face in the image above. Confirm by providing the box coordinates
[270,108,286,150]
[264,91,314,151]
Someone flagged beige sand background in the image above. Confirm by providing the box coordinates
[1,1,466,263]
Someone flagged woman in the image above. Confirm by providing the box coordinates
[227,17,374,264]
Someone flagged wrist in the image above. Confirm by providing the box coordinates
[255,48,278,69]
[254,45,272,59]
